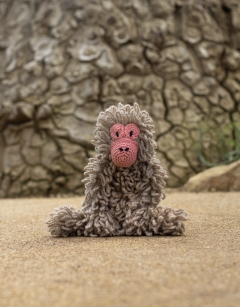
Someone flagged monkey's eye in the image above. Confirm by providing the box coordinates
[110,123,125,140]
[125,123,140,139]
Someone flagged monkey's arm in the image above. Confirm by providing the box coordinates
[148,158,188,235]
[122,159,188,236]
[47,156,120,237]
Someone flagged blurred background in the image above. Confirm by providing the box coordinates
[0,0,240,198]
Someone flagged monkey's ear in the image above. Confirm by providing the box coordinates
[110,123,125,139]
[118,102,124,109]
[133,102,141,114]
[125,123,140,139]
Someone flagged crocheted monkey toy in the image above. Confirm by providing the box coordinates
[47,103,188,237]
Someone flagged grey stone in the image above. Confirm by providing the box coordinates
[3,126,20,145]
[118,75,143,94]
[164,80,192,108]
[100,10,137,49]
[3,145,23,174]
[71,77,100,105]
[9,164,26,180]
[180,70,201,86]
[37,118,55,130]
[30,132,47,147]
[78,44,103,62]
[170,165,189,180]
[44,47,64,66]
[117,44,151,75]
[47,94,72,107]
[35,1,62,28]
[172,126,190,141]
[208,86,235,111]
[50,77,71,95]
[140,19,167,46]
[45,63,65,79]
[150,92,166,120]
[64,62,97,84]
[196,41,224,60]
[54,176,66,184]
[54,114,95,146]
[157,133,176,152]
[1,0,240,196]
[36,104,52,120]
[75,102,102,123]
[161,45,189,64]
[30,166,51,181]
[167,107,184,125]
[155,120,171,135]
[64,152,86,171]
[0,175,11,196]
[96,47,124,77]
[102,76,121,97]
[182,27,202,44]
[184,160,240,192]
[224,47,240,70]
[154,60,180,79]
[149,0,174,17]
[51,15,77,41]
[57,138,83,155]
[22,146,41,166]
[193,80,211,96]
[24,61,43,77]
[31,36,57,62]
[231,7,240,31]
[8,180,22,196]
[202,24,225,43]
[223,74,240,102]
[145,49,161,64]
[19,78,48,99]
[8,102,34,123]
[41,140,60,169]
[143,75,164,91]
[193,97,210,114]
[232,111,240,122]
[184,105,203,124]
[52,100,75,115]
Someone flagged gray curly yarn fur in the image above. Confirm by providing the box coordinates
[46,103,188,237]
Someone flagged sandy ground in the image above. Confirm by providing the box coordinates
[0,193,239,307]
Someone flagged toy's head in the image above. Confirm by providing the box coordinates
[92,103,156,168]
[110,123,140,167]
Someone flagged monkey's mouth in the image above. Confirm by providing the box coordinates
[110,138,138,168]
[112,151,136,167]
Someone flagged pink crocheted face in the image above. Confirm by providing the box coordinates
[110,123,140,168]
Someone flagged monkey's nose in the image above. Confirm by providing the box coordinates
[119,147,129,152]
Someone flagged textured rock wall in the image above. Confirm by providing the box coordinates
[0,0,240,197]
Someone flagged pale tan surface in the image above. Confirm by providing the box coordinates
[0,193,240,307]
